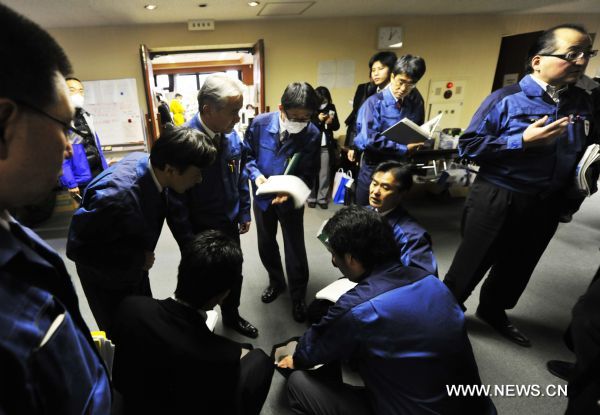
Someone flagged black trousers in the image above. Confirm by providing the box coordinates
[194,222,244,322]
[287,370,372,415]
[76,263,152,337]
[237,349,275,415]
[443,177,561,312]
[253,202,309,301]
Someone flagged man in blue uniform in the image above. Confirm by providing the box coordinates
[0,4,111,412]
[67,127,216,336]
[354,54,426,205]
[168,73,258,338]
[443,24,597,347]
[245,82,320,322]
[278,206,488,415]
[369,161,438,275]
[59,77,108,200]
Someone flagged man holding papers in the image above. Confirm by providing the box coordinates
[443,24,597,347]
[245,82,320,322]
[354,54,426,205]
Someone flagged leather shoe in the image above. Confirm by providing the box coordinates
[476,307,531,347]
[261,285,284,303]
[546,360,574,381]
[223,316,259,339]
[307,202,316,208]
[292,300,307,323]
[318,203,328,210]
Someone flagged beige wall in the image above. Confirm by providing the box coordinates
[49,14,600,133]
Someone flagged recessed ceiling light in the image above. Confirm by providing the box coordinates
[198,3,207,7]
[144,4,157,10]
[248,1,260,6]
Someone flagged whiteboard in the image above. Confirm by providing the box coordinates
[82,78,146,146]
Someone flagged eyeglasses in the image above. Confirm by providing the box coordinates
[392,79,417,90]
[539,50,598,62]
[284,111,311,123]
[15,99,87,138]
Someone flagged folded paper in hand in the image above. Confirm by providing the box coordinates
[575,143,600,196]
[382,113,443,145]
[256,175,311,208]
[315,278,358,303]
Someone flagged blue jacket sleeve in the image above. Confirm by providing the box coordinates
[295,128,321,185]
[165,191,196,249]
[237,140,251,224]
[361,97,408,156]
[243,123,263,183]
[293,304,360,369]
[397,229,438,277]
[59,158,77,189]
[459,93,524,162]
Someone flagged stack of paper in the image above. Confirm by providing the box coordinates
[575,144,600,196]
[256,175,311,208]
[91,331,115,378]
[315,278,358,303]
[382,113,443,145]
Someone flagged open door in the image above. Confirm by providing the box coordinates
[140,43,160,146]
[491,31,543,92]
[252,39,265,113]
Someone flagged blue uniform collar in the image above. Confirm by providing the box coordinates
[520,74,548,97]
[0,218,54,270]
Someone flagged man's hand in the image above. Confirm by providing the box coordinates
[142,251,155,271]
[318,113,328,122]
[407,142,424,153]
[68,187,80,196]
[271,194,289,205]
[277,355,295,369]
[255,175,268,187]
[347,149,356,162]
[239,221,251,234]
[522,115,569,145]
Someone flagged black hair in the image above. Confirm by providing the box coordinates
[368,51,398,71]
[392,54,426,82]
[281,82,319,112]
[175,230,243,308]
[323,205,397,270]
[0,4,72,109]
[150,126,217,173]
[65,77,82,84]
[372,161,413,192]
[315,86,333,106]
[175,93,183,98]
[525,24,589,74]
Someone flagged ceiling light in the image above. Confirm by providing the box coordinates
[144,4,157,10]
[248,1,260,6]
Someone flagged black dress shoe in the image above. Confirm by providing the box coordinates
[223,316,259,339]
[307,202,316,208]
[261,285,284,303]
[292,300,307,323]
[547,360,574,381]
[318,203,328,210]
[476,307,531,347]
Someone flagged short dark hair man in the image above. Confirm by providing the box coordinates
[443,24,597,347]
[0,4,111,412]
[245,82,320,322]
[112,230,274,414]
[67,126,216,336]
[278,206,488,415]
[354,54,427,205]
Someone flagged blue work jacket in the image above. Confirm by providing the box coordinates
[293,261,483,415]
[59,113,108,189]
[0,216,111,414]
[167,114,250,245]
[244,112,320,211]
[376,205,438,276]
[459,74,596,195]
[354,86,425,161]
[67,153,166,280]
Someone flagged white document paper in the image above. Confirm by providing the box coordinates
[256,175,311,209]
[315,278,358,303]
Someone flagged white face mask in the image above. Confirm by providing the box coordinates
[281,114,307,134]
[71,94,85,109]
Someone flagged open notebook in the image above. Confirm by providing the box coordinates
[381,113,443,145]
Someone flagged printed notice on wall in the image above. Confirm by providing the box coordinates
[317,60,356,89]
[502,73,519,87]
[83,78,146,146]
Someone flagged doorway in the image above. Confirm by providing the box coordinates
[140,40,265,145]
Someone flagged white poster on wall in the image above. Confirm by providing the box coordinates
[83,78,145,147]
[317,60,355,89]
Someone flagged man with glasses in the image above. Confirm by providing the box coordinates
[354,54,427,205]
[244,82,320,322]
[444,24,597,347]
[0,4,111,412]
